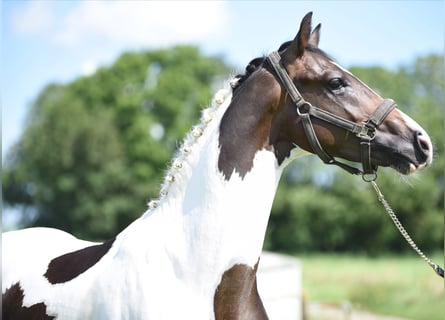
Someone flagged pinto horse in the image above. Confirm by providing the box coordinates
[2,13,432,320]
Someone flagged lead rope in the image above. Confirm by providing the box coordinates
[369,180,444,278]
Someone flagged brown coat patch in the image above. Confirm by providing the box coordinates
[2,282,55,320]
[214,261,268,320]
[218,70,279,180]
[44,237,115,284]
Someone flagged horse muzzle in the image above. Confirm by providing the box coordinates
[373,122,433,175]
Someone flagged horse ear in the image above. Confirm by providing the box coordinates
[282,12,313,62]
[308,23,321,47]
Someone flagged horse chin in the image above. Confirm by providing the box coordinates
[373,143,432,176]
[392,163,415,175]
[391,162,426,176]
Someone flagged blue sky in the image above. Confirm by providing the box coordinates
[2,0,444,161]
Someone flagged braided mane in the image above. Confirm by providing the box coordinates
[231,41,292,92]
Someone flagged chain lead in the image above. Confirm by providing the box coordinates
[369,180,444,278]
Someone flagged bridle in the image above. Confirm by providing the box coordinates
[267,51,444,278]
[267,51,396,181]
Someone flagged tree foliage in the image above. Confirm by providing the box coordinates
[3,47,443,253]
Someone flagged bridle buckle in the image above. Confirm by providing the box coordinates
[356,122,376,141]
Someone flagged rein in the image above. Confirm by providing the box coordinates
[267,51,444,278]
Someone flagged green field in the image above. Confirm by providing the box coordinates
[300,254,444,320]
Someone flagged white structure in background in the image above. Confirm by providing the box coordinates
[257,252,303,320]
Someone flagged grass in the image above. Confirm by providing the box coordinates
[299,254,444,320]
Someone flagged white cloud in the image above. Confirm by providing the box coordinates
[8,1,230,84]
[52,1,229,49]
[9,1,54,35]
[81,60,98,76]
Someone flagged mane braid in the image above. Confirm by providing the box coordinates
[231,57,266,92]
[230,40,297,92]
[146,84,232,212]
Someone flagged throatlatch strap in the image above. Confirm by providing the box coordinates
[301,112,362,176]
[300,113,333,164]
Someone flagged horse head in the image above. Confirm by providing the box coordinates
[277,12,433,175]
[225,12,433,178]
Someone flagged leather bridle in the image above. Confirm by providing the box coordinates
[267,51,396,181]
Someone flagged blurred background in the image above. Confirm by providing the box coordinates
[2,1,443,319]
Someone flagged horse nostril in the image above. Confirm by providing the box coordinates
[415,131,431,159]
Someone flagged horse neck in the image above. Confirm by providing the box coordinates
[141,88,282,267]
[117,86,305,295]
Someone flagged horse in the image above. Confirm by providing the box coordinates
[2,12,433,320]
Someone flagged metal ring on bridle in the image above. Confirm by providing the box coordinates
[296,102,312,116]
[362,172,377,182]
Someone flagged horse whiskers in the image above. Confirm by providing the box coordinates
[393,169,417,187]
[146,86,232,210]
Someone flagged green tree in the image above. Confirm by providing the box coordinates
[3,46,230,240]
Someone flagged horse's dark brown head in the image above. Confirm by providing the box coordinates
[225,12,432,177]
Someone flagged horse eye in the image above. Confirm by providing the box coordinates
[328,78,345,91]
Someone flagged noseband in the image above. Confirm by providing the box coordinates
[267,51,396,180]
